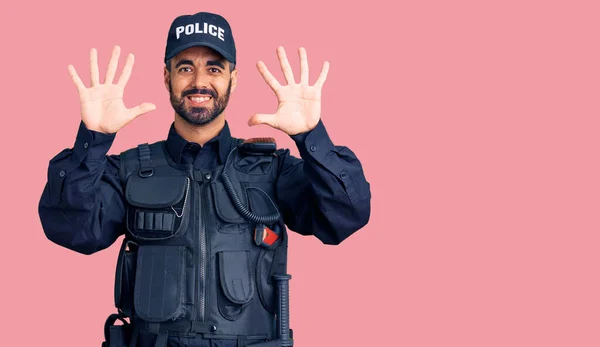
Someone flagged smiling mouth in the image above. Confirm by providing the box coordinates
[186,95,212,106]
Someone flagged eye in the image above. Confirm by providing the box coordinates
[178,67,192,73]
[209,67,222,73]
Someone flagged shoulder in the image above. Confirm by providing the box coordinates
[119,140,165,156]
[118,140,166,180]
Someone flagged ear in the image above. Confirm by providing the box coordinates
[230,69,238,93]
[164,66,170,92]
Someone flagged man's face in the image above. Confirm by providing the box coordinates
[164,46,238,126]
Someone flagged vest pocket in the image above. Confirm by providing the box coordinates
[125,174,191,240]
[134,245,187,322]
[256,248,276,314]
[114,239,138,318]
[217,251,254,320]
[211,181,249,234]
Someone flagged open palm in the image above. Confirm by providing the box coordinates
[248,47,329,135]
[68,46,156,134]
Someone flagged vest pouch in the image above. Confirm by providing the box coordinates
[233,153,274,175]
[114,239,138,318]
[256,248,277,314]
[125,174,191,241]
[217,251,254,320]
[134,245,187,322]
[211,180,250,234]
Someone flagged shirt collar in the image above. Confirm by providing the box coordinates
[165,120,238,165]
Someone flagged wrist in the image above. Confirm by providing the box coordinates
[75,121,116,161]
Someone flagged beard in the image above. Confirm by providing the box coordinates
[169,79,232,126]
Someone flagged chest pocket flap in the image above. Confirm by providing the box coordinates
[125,174,191,240]
[126,175,188,208]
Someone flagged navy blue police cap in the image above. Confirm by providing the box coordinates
[165,12,236,66]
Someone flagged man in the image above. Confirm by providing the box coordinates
[38,11,370,347]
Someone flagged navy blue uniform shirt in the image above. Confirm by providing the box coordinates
[38,119,371,255]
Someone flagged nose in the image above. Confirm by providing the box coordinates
[192,70,211,90]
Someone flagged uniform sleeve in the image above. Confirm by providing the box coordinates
[275,119,371,245]
[38,121,126,255]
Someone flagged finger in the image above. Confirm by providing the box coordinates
[128,102,156,119]
[299,47,309,85]
[67,65,86,94]
[315,61,330,88]
[90,48,100,86]
[257,61,282,92]
[277,46,295,85]
[104,45,121,84]
[117,53,135,88]
[248,113,277,128]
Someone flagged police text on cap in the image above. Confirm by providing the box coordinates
[175,23,225,41]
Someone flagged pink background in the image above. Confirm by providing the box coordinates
[2,0,599,346]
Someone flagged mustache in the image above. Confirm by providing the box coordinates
[181,88,217,99]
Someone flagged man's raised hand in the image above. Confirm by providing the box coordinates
[68,45,156,134]
[248,46,329,136]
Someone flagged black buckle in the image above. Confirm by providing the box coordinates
[138,168,154,177]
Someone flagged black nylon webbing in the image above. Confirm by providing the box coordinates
[138,143,152,170]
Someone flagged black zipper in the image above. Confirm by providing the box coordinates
[198,182,207,322]
[192,180,198,322]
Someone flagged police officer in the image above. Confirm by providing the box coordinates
[38,11,371,347]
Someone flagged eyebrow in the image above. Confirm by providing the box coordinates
[175,59,226,70]
[206,60,225,69]
[175,59,194,68]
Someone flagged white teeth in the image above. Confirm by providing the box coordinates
[190,96,210,103]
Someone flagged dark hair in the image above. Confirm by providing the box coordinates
[166,58,235,72]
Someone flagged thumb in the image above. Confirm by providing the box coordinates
[129,103,157,118]
[248,113,277,128]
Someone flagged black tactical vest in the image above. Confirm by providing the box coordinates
[109,139,293,347]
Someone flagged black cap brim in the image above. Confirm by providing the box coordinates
[164,41,236,65]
